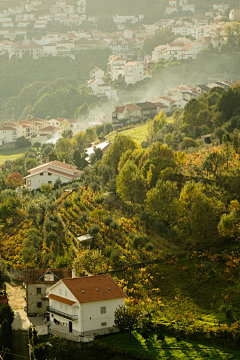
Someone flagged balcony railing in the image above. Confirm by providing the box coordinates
[46,306,78,321]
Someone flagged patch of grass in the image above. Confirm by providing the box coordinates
[0,146,29,165]
[99,331,240,359]
[107,124,148,145]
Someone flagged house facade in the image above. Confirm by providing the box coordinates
[24,268,72,316]
[47,273,127,340]
[24,159,82,190]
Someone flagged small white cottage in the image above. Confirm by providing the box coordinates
[46,273,127,341]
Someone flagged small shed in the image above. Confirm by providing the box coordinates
[201,134,212,144]
[77,234,93,246]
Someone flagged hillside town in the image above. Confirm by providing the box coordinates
[0,0,238,63]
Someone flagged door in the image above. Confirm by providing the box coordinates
[69,321,72,333]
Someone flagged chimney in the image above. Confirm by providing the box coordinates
[63,158,65,163]
[72,269,76,279]
[46,157,49,163]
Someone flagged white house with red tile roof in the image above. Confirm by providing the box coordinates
[165,6,178,14]
[16,43,43,59]
[39,125,62,137]
[25,159,82,190]
[124,61,151,85]
[47,273,127,340]
[0,125,18,145]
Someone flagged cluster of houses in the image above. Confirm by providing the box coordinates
[24,267,126,341]
[0,0,238,61]
[24,141,110,191]
[0,116,89,147]
[165,0,195,15]
[103,79,239,128]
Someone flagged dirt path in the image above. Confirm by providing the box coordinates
[6,284,30,359]
[6,283,26,310]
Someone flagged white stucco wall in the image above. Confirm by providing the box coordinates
[26,171,72,190]
[48,280,126,336]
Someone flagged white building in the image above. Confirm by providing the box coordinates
[15,43,43,59]
[124,61,149,85]
[0,125,17,145]
[182,3,195,12]
[63,5,75,15]
[25,159,82,190]
[165,6,178,14]
[213,3,229,13]
[113,15,138,24]
[77,0,86,14]
[85,141,110,163]
[107,56,127,81]
[47,274,127,340]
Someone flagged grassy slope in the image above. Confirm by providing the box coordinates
[99,332,240,359]
[107,124,148,145]
[0,147,30,165]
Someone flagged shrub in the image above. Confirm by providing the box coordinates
[145,243,154,251]
[104,215,112,227]
[132,235,148,249]
[88,224,100,236]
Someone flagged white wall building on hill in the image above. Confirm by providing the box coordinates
[47,274,127,340]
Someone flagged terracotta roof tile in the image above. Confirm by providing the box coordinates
[48,294,76,306]
[25,268,72,285]
[62,274,127,303]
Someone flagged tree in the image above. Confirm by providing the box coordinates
[21,229,43,267]
[15,136,31,148]
[73,249,107,275]
[117,160,146,204]
[177,181,223,239]
[0,262,10,289]
[4,172,25,188]
[147,111,167,140]
[146,180,178,225]
[26,158,38,171]
[90,147,103,165]
[61,129,73,139]
[0,197,21,224]
[114,305,141,336]
[40,183,54,195]
[103,134,138,172]
[73,150,81,168]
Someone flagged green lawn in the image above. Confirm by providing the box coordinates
[0,147,29,165]
[107,124,148,145]
[99,331,240,359]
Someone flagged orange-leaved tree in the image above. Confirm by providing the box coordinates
[4,172,25,188]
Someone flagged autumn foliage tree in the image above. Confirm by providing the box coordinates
[4,172,25,188]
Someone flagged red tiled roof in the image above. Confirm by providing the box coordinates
[48,294,76,306]
[39,126,61,131]
[25,268,72,285]
[62,274,127,304]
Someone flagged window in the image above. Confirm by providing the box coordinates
[100,307,106,314]
[37,288,41,294]
[48,172,52,176]
[60,303,62,309]
[65,305,68,312]
[40,172,43,176]
[48,181,52,185]
[37,302,42,308]
[65,290,68,297]
[44,274,54,281]
[59,289,62,295]
[101,322,107,326]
